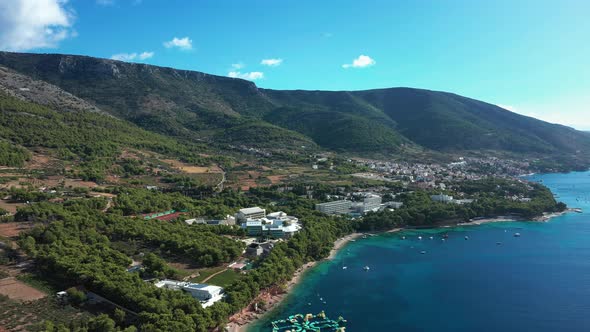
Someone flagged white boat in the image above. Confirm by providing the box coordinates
[465,236,469,240]
[363,266,370,271]
[421,251,426,254]
[514,233,521,237]
[418,236,423,240]
[342,266,348,270]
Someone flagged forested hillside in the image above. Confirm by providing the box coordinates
[1,51,589,166]
[0,93,208,180]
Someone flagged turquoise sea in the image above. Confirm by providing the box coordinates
[248,171,590,331]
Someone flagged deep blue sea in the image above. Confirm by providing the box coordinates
[248,171,590,332]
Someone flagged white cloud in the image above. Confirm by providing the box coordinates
[0,0,75,51]
[228,71,264,81]
[110,51,154,62]
[342,55,376,69]
[261,58,283,67]
[163,37,192,50]
[231,63,244,70]
[138,51,154,60]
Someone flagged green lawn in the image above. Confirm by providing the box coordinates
[206,269,240,288]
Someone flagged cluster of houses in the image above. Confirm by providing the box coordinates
[348,156,533,190]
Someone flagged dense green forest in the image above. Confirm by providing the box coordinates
[0,140,31,167]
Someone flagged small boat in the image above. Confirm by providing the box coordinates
[308,303,312,306]
[496,242,502,245]
[363,266,370,271]
[429,236,434,240]
[342,266,348,270]
[401,236,406,240]
[350,240,356,242]
[442,234,449,239]
[464,236,469,240]
[421,251,426,254]
[514,233,521,237]
[320,297,323,301]
[441,238,446,242]
[418,236,423,240]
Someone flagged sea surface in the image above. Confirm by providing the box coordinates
[248,171,590,332]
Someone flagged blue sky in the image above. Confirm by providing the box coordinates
[0,0,589,129]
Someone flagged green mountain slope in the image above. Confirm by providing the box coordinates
[0,92,209,178]
[0,52,314,152]
[352,88,590,154]
[1,51,589,162]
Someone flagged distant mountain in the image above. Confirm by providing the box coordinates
[1,51,589,166]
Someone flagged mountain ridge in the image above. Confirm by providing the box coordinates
[0,51,589,166]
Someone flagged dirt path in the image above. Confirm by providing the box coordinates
[201,268,228,283]
[101,198,113,213]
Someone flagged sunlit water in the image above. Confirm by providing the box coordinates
[248,171,590,331]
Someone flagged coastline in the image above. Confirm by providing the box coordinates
[226,232,362,332]
[457,208,578,226]
[226,209,578,331]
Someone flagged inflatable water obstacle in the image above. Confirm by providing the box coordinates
[271,311,347,331]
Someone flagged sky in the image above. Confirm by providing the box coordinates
[0,0,589,130]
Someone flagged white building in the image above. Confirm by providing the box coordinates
[386,201,404,209]
[361,194,382,214]
[452,199,474,205]
[154,280,224,308]
[236,207,266,222]
[242,211,302,238]
[315,200,352,215]
[431,194,454,203]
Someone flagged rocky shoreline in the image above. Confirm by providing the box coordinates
[226,233,362,332]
